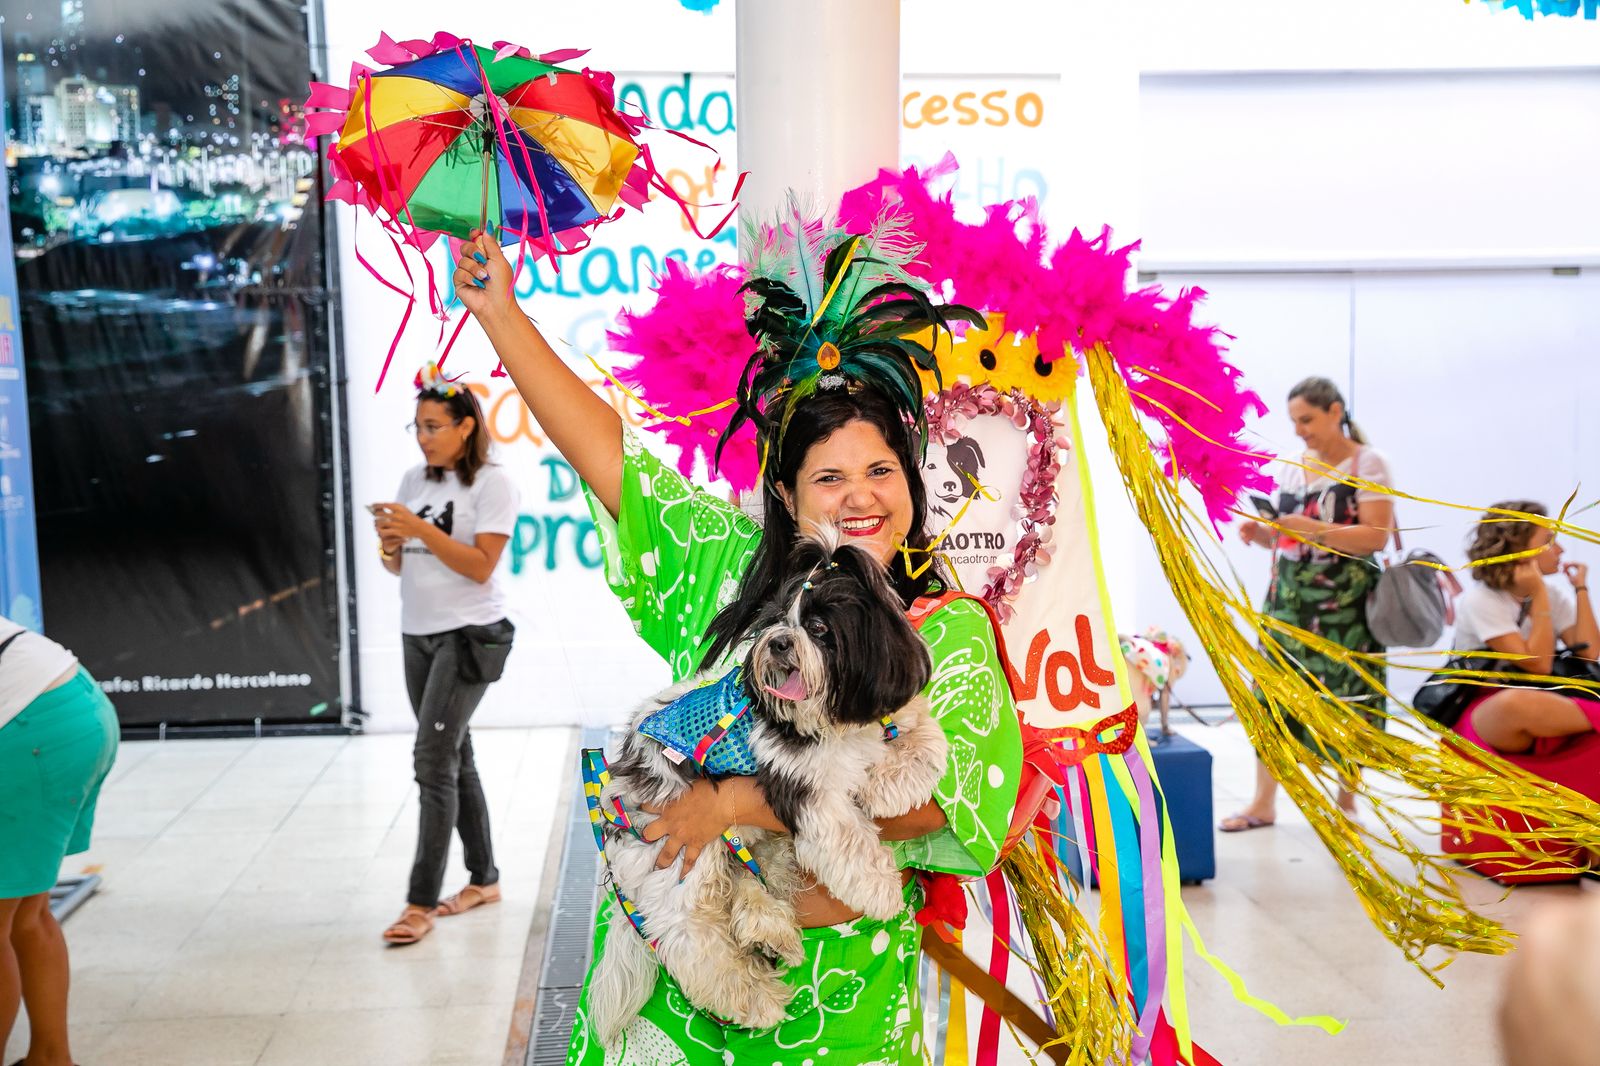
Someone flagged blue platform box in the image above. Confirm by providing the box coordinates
[1059,731,1216,886]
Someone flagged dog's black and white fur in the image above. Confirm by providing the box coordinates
[588,532,949,1044]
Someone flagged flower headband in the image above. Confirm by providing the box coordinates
[413,360,465,399]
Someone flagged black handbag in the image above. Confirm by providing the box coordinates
[1414,646,1600,729]
[456,618,515,684]
[1412,657,1478,728]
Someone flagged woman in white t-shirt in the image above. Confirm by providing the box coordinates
[0,618,119,1066]
[371,366,520,945]
[1223,376,1395,832]
[1450,500,1598,758]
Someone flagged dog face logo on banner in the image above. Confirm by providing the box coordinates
[922,406,1031,588]
[924,436,987,523]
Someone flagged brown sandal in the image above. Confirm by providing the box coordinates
[382,906,435,945]
[434,882,502,917]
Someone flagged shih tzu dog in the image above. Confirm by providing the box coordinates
[587,531,949,1044]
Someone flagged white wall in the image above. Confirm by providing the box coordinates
[1140,70,1600,270]
[1133,0,1600,72]
[1128,268,1600,707]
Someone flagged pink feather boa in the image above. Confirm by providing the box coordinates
[609,260,757,488]
[839,155,1271,524]
[608,156,1271,521]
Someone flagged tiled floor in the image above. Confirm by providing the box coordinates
[3,727,573,1066]
[4,721,1589,1065]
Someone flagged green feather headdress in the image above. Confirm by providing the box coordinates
[716,199,985,476]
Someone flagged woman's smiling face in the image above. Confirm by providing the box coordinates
[781,419,915,566]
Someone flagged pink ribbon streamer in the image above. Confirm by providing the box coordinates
[976,868,1012,1065]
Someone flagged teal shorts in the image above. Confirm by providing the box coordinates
[0,668,119,899]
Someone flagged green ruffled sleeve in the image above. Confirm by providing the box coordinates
[582,429,761,682]
[892,597,1023,877]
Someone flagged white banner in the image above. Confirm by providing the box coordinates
[922,389,1125,729]
[1000,395,1127,728]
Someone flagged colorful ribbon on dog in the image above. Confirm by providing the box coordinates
[582,748,655,946]
[582,746,767,932]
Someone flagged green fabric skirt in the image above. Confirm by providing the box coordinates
[1263,554,1385,754]
[567,882,925,1065]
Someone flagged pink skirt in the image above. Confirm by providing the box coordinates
[1453,690,1600,800]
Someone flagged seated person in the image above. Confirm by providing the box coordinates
[1450,501,1598,766]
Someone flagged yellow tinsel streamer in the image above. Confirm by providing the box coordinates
[1001,839,1140,1065]
[1083,342,1600,981]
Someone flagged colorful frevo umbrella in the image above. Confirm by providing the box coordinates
[303,32,739,386]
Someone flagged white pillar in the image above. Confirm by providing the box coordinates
[1057,2,1144,631]
[733,0,901,230]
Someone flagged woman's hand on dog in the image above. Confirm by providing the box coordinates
[640,778,733,874]
[641,778,787,874]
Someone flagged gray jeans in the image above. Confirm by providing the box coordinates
[402,630,500,908]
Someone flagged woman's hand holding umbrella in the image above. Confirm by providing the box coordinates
[454,231,515,323]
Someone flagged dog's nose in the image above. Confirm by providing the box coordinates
[943,481,957,492]
[768,634,792,656]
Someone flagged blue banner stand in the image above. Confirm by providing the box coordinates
[0,42,45,630]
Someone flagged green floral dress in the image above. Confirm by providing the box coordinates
[1263,452,1386,743]
[566,429,1022,1065]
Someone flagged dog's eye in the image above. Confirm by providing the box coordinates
[805,618,830,642]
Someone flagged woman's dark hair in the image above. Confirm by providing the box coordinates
[419,388,491,486]
[1467,499,1547,591]
[1288,376,1367,445]
[699,385,947,669]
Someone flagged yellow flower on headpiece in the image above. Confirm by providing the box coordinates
[913,314,1076,404]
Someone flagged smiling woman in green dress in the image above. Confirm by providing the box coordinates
[452,222,1022,1064]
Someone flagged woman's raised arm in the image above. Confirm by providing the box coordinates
[454,231,623,518]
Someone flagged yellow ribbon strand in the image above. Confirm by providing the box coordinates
[946,928,970,1066]
[1004,840,1140,1066]
[1181,912,1348,1035]
[1125,363,1224,413]
[810,235,861,325]
[584,354,736,426]
[897,472,998,580]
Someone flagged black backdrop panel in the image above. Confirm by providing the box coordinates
[4,0,341,726]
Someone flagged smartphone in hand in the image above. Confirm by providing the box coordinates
[1248,494,1279,520]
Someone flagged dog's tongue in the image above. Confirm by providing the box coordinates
[763,670,808,702]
